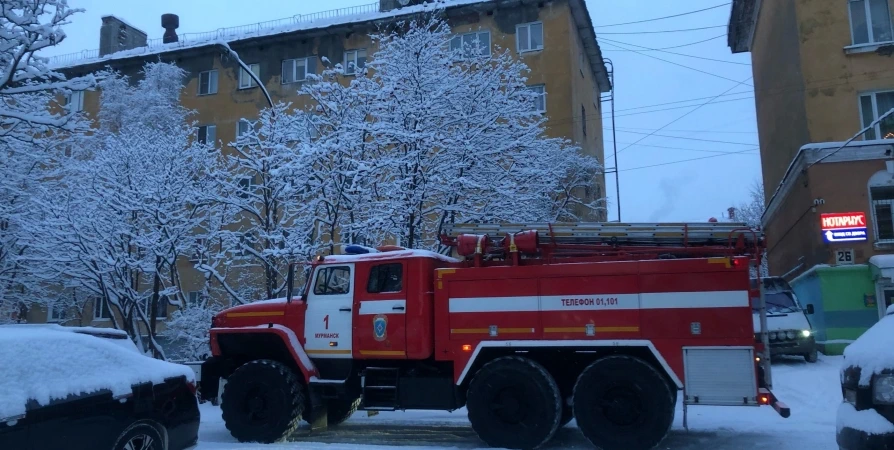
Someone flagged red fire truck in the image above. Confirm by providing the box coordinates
[199,222,788,450]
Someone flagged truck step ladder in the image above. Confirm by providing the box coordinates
[360,367,400,411]
[444,221,762,248]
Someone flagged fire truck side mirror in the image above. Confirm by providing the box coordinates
[805,304,815,315]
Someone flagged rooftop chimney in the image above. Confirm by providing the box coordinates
[162,14,179,44]
[99,16,148,57]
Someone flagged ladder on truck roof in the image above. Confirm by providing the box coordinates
[440,221,763,262]
[444,222,762,247]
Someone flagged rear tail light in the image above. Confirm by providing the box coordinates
[186,380,198,396]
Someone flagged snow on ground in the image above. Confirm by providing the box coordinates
[195,355,844,449]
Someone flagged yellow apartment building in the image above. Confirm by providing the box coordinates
[27,0,611,334]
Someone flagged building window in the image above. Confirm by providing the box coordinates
[871,184,894,242]
[187,291,207,307]
[517,22,544,53]
[450,31,491,59]
[238,63,261,89]
[197,125,216,145]
[850,0,894,45]
[93,297,112,321]
[237,119,253,138]
[344,49,367,75]
[282,58,308,84]
[238,176,255,199]
[65,90,84,112]
[198,70,218,96]
[367,263,403,293]
[189,238,206,263]
[529,84,546,112]
[859,91,894,139]
[154,295,169,319]
[581,105,587,136]
[47,302,67,322]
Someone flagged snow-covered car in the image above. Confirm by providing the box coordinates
[837,304,894,450]
[0,325,200,450]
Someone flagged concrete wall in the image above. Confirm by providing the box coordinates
[749,0,810,201]
[795,0,894,143]
[750,0,894,200]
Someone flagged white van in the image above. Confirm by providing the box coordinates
[751,276,817,362]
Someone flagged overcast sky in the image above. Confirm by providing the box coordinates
[43,0,757,223]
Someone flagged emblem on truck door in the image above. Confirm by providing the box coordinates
[373,314,388,341]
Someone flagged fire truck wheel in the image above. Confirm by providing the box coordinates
[466,356,562,449]
[221,359,305,443]
[572,355,674,450]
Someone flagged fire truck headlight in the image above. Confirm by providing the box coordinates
[786,331,796,340]
[873,375,894,405]
[769,332,777,340]
[801,330,811,338]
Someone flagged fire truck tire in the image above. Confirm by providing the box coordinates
[466,356,562,449]
[220,359,305,443]
[572,355,674,450]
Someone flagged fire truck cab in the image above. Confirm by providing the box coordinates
[200,222,788,450]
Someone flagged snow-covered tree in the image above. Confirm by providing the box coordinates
[729,179,768,277]
[23,62,218,357]
[199,102,319,303]
[0,0,99,323]
[343,13,604,249]
[1,0,98,135]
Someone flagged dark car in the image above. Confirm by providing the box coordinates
[837,306,894,450]
[0,325,200,450]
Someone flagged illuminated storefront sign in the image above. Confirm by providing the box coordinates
[821,212,868,243]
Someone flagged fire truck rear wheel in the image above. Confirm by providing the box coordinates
[572,355,675,450]
[221,359,305,443]
[466,356,562,449]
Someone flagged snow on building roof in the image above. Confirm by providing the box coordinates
[0,326,194,420]
[762,139,894,227]
[48,0,488,70]
[47,0,611,91]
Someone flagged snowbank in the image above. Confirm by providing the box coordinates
[842,313,894,385]
[837,402,894,435]
[0,327,194,420]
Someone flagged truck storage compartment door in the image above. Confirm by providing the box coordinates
[682,346,758,406]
